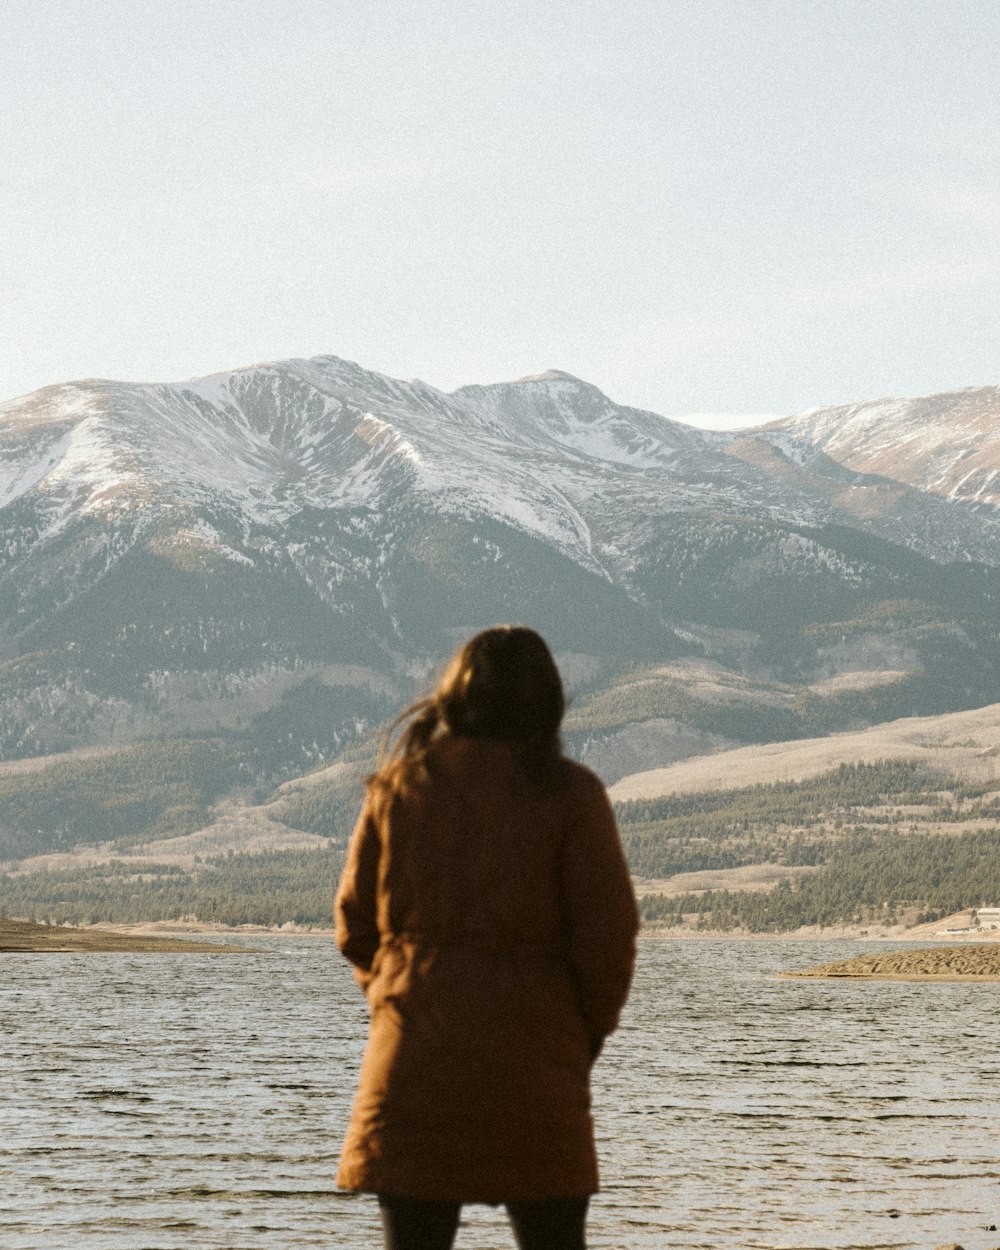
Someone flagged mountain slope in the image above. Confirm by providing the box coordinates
[758,385,1000,509]
[3,356,1000,776]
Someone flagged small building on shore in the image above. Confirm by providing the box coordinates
[976,907,1000,929]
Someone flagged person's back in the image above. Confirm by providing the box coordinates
[335,626,638,1249]
[377,736,577,947]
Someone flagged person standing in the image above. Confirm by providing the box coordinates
[335,625,638,1250]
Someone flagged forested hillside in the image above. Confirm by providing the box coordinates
[627,761,1000,931]
[5,754,1000,931]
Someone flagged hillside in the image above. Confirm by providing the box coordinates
[609,700,1000,802]
[761,385,1000,509]
[6,702,1000,932]
[601,702,1000,933]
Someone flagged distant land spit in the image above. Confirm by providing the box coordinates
[0,920,248,953]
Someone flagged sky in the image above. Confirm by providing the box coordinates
[3,0,1000,425]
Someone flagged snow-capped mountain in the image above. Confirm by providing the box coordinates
[1,360,730,579]
[3,354,1000,763]
[4,356,1000,571]
[758,386,1000,508]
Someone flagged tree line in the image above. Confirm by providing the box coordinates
[639,827,1000,931]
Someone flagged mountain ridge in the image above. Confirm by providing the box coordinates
[4,353,1000,776]
[6,356,1000,569]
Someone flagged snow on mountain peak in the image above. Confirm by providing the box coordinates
[512,369,585,384]
[763,385,1000,506]
[3,357,1000,571]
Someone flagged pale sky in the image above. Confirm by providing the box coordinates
[3,0,1000,424]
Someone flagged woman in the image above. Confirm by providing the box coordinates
[335,626,638,1250]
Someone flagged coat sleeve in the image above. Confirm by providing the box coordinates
[335,795,382,990]
[558,769,639,1055]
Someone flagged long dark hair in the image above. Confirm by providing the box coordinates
[369,626,566,794]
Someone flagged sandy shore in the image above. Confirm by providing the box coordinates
[8,913,1000,949]
[0,920,250,953]
[784,944,1000,980]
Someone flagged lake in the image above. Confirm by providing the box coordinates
[2,938,998,1249]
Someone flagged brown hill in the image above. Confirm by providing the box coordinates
[609,700,1000,802]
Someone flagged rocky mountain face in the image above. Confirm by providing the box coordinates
[2,355,1000,779]
[759,386,1000,508]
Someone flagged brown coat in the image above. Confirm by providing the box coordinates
[335,736,638,1203]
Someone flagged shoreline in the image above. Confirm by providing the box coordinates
[14,919,1000,942]
[0,920,251,953]
[641,926,1000,942]
[8,919,1000,977]
[784,943,1000,981]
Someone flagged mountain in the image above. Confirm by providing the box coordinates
[7,356,1000,927]
[3,355,1000,781]
[759,385,1000,508]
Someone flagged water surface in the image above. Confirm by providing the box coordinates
[3,939,998,1249]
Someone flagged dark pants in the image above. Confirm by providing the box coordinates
[377,1194,589,1250]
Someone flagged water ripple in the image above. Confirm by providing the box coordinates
[2,939,999,1247]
